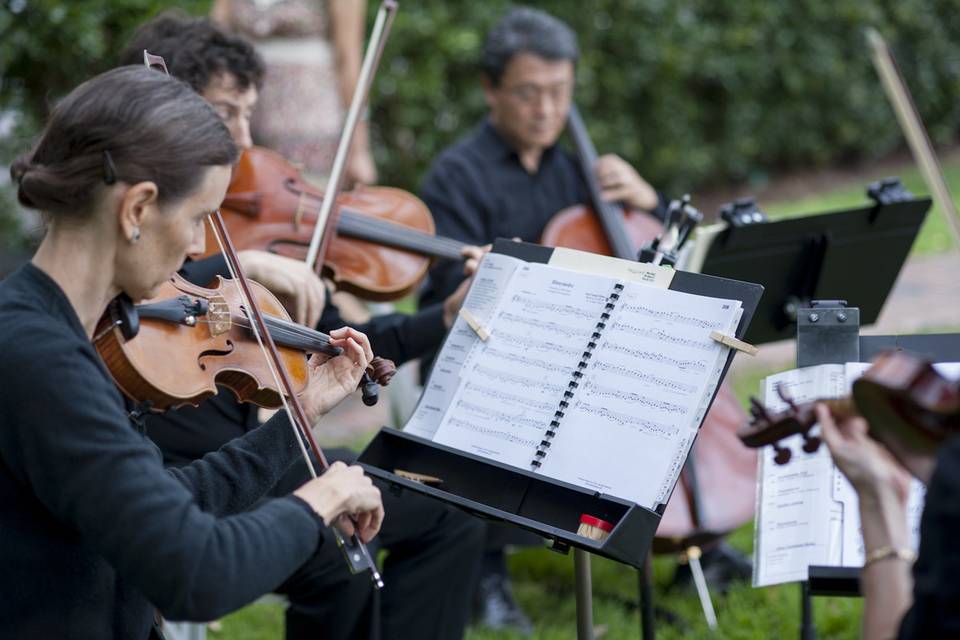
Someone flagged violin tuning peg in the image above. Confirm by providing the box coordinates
[749,397,768,421]
[773,444,792,465]
[802,434,822,454]
[775,382,797,410]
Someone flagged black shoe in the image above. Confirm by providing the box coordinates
[671,542,752,594]
[473,572,534,636]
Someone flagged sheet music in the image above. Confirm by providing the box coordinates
[404,252,522,440]
[432,263,616,466]
[753,365,846,587]
[535,283,741,508]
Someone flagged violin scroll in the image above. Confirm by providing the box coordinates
[738,385,835,465]
[738,352,960,467]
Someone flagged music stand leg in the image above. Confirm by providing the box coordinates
[574,548,594,640]
[800,581,816,640]
[638,554,655,640]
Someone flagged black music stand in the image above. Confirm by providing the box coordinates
[699,197,931,345]
[358,240,762,639]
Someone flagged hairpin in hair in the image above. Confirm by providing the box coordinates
[102,150,117,185]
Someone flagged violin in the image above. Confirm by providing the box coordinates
[211,146,470,301]
[738,351,960,467]
[94,274,396,411]
[540,105,663,259]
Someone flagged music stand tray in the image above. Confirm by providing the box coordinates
[699,198,931,345]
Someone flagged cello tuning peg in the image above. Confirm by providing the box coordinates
[773,444,792,465]
[802,433,822,454]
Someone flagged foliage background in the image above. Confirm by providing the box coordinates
[3,0,960,199]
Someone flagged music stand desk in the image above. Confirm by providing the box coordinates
[699,198,930,345]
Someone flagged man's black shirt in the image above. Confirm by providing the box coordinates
[417,118,668,376]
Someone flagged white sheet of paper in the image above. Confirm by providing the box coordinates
[753,365,846,587]
[404,253,522,440]
[432,263,617,466]
[535,282,741,508]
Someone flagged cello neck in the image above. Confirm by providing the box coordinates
[567,105,637,260]
[335,210,468,261]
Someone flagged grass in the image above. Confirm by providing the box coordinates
[210,157,959,639]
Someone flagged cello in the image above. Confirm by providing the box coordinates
[540,103,756,629]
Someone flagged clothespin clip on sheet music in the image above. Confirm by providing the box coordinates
[709,330,758,356]
[459,308,490,341]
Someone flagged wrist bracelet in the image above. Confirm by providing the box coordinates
[863,545,916,568]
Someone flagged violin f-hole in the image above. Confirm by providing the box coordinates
[198,340,236,371]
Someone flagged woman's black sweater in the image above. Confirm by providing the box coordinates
[0,263,324,639]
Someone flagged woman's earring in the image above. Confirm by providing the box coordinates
[130,228,141,244]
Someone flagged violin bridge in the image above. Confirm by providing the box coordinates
[208,295,232,336]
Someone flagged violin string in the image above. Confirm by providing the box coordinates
[339,213,467,252]
[336,224,465,259]
[208,218,320,480]
[318,210,466,258]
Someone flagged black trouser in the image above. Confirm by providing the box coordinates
[271,449,485,640]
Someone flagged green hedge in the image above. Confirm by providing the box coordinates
[3,0,959,204]
[369,0,960,196]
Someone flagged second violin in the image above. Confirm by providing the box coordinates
[212,146,471,301]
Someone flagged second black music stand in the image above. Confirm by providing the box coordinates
[699,197,931,345]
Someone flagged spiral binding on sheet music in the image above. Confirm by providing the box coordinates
[530,282,625,469]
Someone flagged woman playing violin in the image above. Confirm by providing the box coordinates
[0,66,384,639]
[818,399,960,638]
[120,13,486,640]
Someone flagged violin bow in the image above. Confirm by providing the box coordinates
[304,0,399,270]
[143,51,384,589]
[865,27,960,249]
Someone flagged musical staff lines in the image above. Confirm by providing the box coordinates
[608,322,715,351]
[618,303,724,330]
[583,382,687,415]
[576,402,679,438]
[455,399,546,432]
[593,361,698,395]
[463,382,557,412]
[446,418,539,448]
[510,294,599,320]
[493,331,583,359]
[497,312,593,340]
[474,365,568,396]
[484,346,574,374]
[598,342,707,372]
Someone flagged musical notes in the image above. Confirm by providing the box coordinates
[583,382,686,415]
[455,398,548,432]
[598,342,707,372]
[483,346,574,375]
[473,365,568,396]
[618,303,726,330]
[446,418,540,449]
[464,382,557,412]
[497,313,593,340]
[575,402,678,438]
[592,362,697,395]
[493,331,583,358]
[510,294,598,320]
[608,323,715,351]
